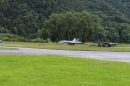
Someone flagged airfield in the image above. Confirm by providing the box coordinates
[0,47,130,62]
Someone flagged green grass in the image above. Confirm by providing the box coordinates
[117,43,130,47]
[1,41,130,52]
[0,46,18,50]
[0,55,130,86]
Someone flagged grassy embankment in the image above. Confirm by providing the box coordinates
[0,55,130,86]
[1,41,130,52]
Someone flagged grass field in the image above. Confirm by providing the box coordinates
[1,41,130,52]
[0,46,18,50]
[0,55,130,86]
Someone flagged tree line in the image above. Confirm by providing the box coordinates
[39,11,105,43]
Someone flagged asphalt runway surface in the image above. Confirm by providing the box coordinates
[0,48,130,62]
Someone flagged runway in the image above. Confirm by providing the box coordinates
[0,48,130,62]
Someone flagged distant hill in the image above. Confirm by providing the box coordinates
[0,0,130,42]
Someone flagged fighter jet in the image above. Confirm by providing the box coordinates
[58,38,83,45]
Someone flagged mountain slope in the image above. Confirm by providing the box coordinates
[0,0,130,42]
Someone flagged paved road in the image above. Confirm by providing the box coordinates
[0,48,130,62]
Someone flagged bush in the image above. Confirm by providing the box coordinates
[31,38,50,43]
[0,34,50,43]
[0,34,30,42]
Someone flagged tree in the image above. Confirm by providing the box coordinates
[38,28,49,40]
[77,11,105,43]
[44,13,65,42]
[62,12,79,40]
[44,11,105,43]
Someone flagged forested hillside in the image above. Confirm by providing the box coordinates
[0,0,85,38]
[0,0,130,43]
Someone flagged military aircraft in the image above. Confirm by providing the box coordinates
[58,38,83,45]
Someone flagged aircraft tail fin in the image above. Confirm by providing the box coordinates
[72,38,77,42]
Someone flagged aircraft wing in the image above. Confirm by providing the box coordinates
[74,42,83,44]
[64,41,83,44]
[64,41,73,43]
[58,40,72,44]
